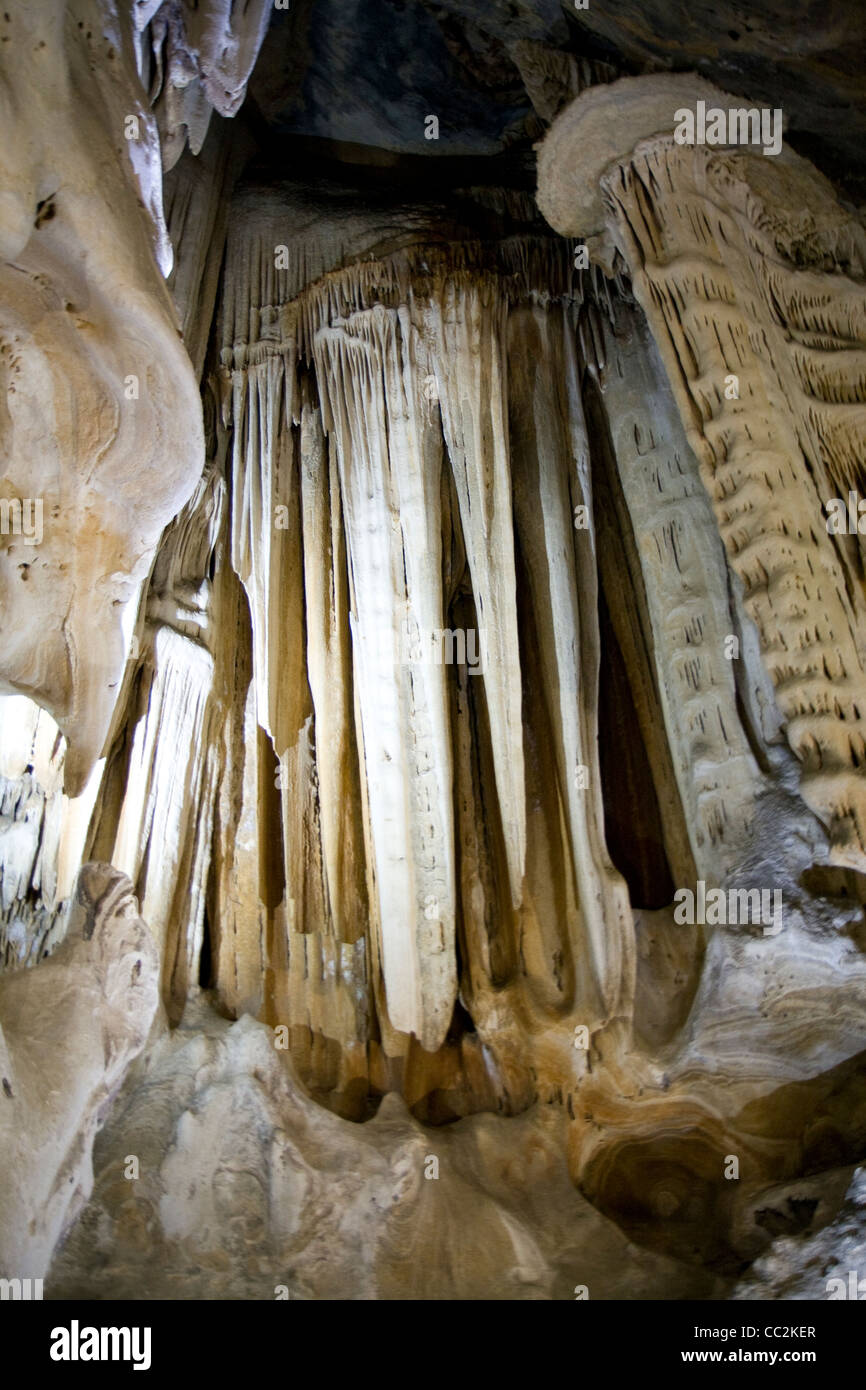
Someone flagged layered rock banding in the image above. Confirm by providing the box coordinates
[538,74,866,869]
[0,0,865,1301]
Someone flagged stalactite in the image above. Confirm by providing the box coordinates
[84,467,227,1019]
[210,183,650,1100]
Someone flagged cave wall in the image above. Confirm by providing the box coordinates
[0,0,864,1301]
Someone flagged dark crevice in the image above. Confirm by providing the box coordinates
[198,899,213,988]
[596,584,675,909]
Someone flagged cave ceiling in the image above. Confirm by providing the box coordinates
[248,0,866,193]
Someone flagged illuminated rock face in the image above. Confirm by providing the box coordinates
[85,195,638,1101]
[538,75,866,870]
[0,0,206,794]
[0,863,158,1280]
[0,0,270,794]
[0,8,865,1301]
[532,73,866,1265]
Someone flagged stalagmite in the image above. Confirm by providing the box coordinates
[0,862,158,1279]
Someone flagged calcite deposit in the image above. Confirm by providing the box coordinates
[0,862,158,1280]
[0,0,864,1302]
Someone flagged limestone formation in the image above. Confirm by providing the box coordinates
[538,74,866,869]
[135,0,272,170]
[49,1001,725,1300]
[0,0,865,1304]
[0,862,158,1280]
[732,1166,866,1300]
[0,1,204,794]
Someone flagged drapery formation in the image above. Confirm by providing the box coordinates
[82,187,667,1118]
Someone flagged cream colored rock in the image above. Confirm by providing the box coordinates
[85,466,229,1020]
[211,187,629,1066]
[2,17,865,1304]
[0,0,205,794]
[0,863,158,1279]
[537,75,866,868]
[48,1002,726,1300]
[135,0,272,169]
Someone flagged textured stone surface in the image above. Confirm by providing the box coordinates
[49,1001,726,1300]
[1,0,865,1306]
[0,0,205,793]
[249,0,866,193]
[732,1166,866,1300]
[136,0,272,168]
[539,75,866,869]
[0,863,158,1279]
